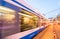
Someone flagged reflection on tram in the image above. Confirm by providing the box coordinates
[0,6,39,37]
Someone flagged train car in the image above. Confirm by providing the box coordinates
[0,0,46,39]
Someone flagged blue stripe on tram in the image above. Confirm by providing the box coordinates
[20,27,45,39]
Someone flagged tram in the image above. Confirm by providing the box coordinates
[0,0,46,39]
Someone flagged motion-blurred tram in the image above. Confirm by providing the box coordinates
[0,0,46,39]
[0,0,39,37]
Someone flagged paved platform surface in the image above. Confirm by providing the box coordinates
[33,24,57,39]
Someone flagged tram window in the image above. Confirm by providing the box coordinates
[2,13,15,25]
[19,11,39,32]
[0,6,20,37]
[0,6,16,26]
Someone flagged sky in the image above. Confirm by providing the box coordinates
[25,0,60,18]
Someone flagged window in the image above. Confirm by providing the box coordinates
[19,10,39,32]
[0,6,20,37]
[1,13,15,26]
